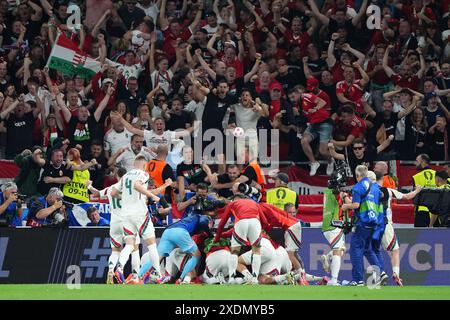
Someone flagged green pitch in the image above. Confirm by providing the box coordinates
[1,284,450,300]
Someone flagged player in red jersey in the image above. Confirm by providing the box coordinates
[214,196,268,284]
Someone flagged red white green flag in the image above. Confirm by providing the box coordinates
[46,33,101,79]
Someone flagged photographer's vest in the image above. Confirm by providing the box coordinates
[266,187,297,210]
[145,159,167,194]
[242,161,266,200]
[63,165,90,203]
[413,168,436,213]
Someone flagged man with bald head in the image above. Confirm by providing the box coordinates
[145,144,176,203]
[374,161,396,189]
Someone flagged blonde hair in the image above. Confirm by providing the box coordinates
[355,165,368,179]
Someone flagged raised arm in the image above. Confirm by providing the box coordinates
[382,45,395,78]
[308,0,330,26]
[352,0,368,26]
[207,32,219,57]
[28,0,43,22]
[343,43,365,66]
[196,50,216,80]
[328,142,345,160]
[111,111,145,137]
[0,98,19,120]
[244,54,262,83]
[92,10,111,38]
[398,96,419,119]
[94,86,114,122]
[159,0,169,30]
[416,47,426,79]
[377,135,394,153]
[353,62,370,86]
[326,33,339,68]
[188,1,203,32]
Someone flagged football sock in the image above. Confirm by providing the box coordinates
[203,276,220,284]
[331,255,341,281]
[108,251,120,272]
[180,256,199,280]
[274,274,288,284]
[131,250,140,274]
[228,254,238,279]
[251,253,261,277]
[242,269,253,280]
[147,243,161,277]
[305,274,323,282]
[392,266,400,277]
[117,244,134,270]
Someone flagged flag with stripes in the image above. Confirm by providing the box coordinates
[46,33,101,79]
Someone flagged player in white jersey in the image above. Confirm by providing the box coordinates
[237,236,295,285]
[111,155,172,283]
[374,172,422,286]
[86,168,141,284]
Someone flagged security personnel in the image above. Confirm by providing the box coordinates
[145,144,175,202]
[412,154,436,227]
[430,170,450,227]
[266,173,298,210]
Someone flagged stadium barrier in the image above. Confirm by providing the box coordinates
[0,227,449,285]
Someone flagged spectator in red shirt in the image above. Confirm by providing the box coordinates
[367,45,393,112]
[300,92,333,176]
[305,77,331,113]
[336,63,370,116]
[275,15,316,57]
[331,105,367,148]
[383,45,426,91]
[159,0,203,63]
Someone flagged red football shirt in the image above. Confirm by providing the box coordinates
[302,93,329,124]
[336,79,365,113]
[333,115,367,139]
[163,28,192,61]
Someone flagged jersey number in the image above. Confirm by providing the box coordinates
[111,198,121,209]
[125,178,133,195]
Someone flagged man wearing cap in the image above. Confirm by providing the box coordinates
[0,182,24,227]
[424,92,450,128]
[266,173,298,211]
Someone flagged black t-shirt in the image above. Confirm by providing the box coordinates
[162,164,176,203]
[373,112,399,152]
[201,92,237,132]
[427,125,450,161]
[217,173,233,198]
[38,162,74,195]
[88,155,108,189]
[176,163,206,185]
[68,116,99,159]
[347,145,377,178]
[117,6,146,30]
[328,19,356,36]
[401,114,427,160]
[307,58,327,74]
[166,110,195,131]
[242,164,258,186]
[4,112,36,159]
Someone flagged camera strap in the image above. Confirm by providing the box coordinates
[361,182,372,201]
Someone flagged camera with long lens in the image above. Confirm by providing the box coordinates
[237,183,262,201]
[194,195,225,213]
[327,160,348,192]
[50,201,73,227]
[14,193,27,202]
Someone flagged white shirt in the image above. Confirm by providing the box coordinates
[116,169,150,216]
[115,146,152,171]
[118,63,143,81]
[104,128,133,156]
[99,183,122,218]
[185,97,206,137]
[232,103,261,135]
[151,69,173,95]
[143,129,176,151]
[137,2,159,22]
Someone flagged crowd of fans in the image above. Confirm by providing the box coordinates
[0,0,450,225]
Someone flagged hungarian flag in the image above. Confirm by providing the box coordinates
[46,33,101,79]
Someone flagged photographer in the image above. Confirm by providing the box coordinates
[0,182,24,227]
[177,183,224,218]
[27,188,68,227]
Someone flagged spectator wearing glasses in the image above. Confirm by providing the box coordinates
[328,137,393,180]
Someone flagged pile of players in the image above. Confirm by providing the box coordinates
[87,155,329,285]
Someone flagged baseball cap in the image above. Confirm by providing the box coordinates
[269,82,283,91]
[224,40,236,49]
[276,172,289,184]
[425,91,438,99]
[306,77,319,91]
[102,78,114,86]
